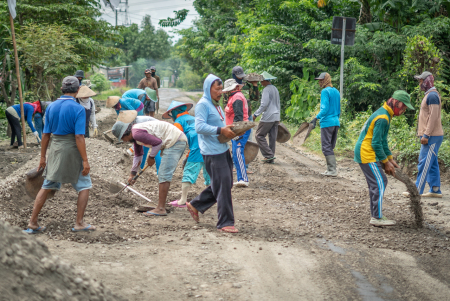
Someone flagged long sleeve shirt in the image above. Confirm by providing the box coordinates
[77,98,97,128]
[254,84,280,122]
[116,98,144,115]
[316,86,341,128]
[130,128,163,175]
[354,103,393,164]
[12,103,36,132]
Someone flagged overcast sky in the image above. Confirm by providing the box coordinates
[99,0,198,42]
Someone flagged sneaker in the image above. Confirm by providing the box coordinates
[370,217,396,227]
[421,192,443,198]
[234,180,249,187]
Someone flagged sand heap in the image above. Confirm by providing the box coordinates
[0,221,124,300]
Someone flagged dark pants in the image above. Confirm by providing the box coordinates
[360,162,388,219]
[190,150,234,229]
[6,111,22,146]
[34,112,43,139]
[256,121,279,158]
[321,126,339,156]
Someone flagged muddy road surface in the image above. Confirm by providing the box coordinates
[1,88,450,300]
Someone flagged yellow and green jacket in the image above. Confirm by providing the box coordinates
[354,103,394,164]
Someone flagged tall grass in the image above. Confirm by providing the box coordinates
[94,87,133,101]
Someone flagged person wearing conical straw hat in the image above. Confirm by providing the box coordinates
[354,90,414,227]
[163,101,210,208]
[106,90,145,116]
[111,119,188,217]
[253,71,280,164]
[117,110,162,173]
[76,83,98,138]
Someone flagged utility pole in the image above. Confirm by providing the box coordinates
[115,8,118,27]
[114,0,129,27]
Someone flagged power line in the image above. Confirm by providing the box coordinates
[127,4,193,12]
[128,0,193,7]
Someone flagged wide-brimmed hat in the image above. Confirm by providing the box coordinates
[414,71,432,80]
[83,79,92,88]
[145,87,158,102]
[392,90,414,110]
[162,100,194,119]
[222,78,244,92]
[74,70,84,78]
[76,86,96,98]
[106,96,120,108]
[111,121,130,143]
[261,71,277,81]
[117,110,137,123]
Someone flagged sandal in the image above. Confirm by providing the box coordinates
[170,200,187,208]
[218,226,239,233]
[186,202,199,223]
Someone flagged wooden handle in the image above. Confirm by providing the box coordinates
[132,164,150,181]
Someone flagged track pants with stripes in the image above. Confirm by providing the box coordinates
[415,135,443,194]
[359,162,388,219]
[232,129,251,182]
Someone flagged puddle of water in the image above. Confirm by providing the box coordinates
[326,241,346,255]
[351,270,385,301]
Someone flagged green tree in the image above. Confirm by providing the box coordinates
[90,73,110,94]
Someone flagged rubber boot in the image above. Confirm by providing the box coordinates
[322,155,337,177]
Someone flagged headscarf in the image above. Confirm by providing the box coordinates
[319,73,333,89]
[171,105,187,121]
[420,74,435,92]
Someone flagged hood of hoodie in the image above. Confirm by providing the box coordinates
[201,74,221,104]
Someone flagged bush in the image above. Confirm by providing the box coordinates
[90,73,110,94]
[176,69,202,91]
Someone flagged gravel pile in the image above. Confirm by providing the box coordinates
[0,221,124,300]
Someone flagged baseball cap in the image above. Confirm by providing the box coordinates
[315,72,327,80]
[232,66,246,79]
[150,66,156,70]
[392,90,414,110]
[62,76,80,89]
[414,71,432,80]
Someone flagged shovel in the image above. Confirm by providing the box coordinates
[25,167,56,200]
[115,164,151,196]
[292,122,314,146]
[103,129,114,143]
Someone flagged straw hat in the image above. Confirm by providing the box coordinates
[117,110,137,123]
[145,87,158,102]
[162,100,194,119]
[106,96,120,108]
[76,86,96,98]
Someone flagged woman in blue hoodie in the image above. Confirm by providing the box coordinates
[186,74,239,233]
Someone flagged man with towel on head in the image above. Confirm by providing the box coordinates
[163,101,210,208]
[111,119,187,217]
[24,76,95,234]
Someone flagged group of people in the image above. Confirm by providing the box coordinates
[5,70,98,149]
[311,71,444,227]
[21,65,444,234]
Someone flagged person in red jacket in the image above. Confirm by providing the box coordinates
[223,78,250,187]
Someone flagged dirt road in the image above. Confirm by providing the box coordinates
[1,88,450,300]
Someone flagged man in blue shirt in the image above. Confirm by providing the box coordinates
[310,72,341,177]
[24,76,95,234]
[186,74,239,233]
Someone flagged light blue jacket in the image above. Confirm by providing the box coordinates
[316,86,341,128]
[195,74,229,156]
[122,89,146,100]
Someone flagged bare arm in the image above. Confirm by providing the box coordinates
[38,133,51,170]
[75,134,90,176]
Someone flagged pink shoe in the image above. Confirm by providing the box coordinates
[170,200,187,208]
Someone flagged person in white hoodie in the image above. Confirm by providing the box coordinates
[75,81,98,138]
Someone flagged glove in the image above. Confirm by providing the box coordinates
[33,131,39,137]
[93,128,98,137]
[310,118,318,129]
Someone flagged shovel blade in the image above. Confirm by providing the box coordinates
[25,167,56,200]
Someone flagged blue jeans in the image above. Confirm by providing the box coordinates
[34,113,43,139]
[158,140,186,183]
[232,129,251,182]
[415,136,444,194]
[42,172,92,193]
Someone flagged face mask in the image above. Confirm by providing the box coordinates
[232,74,243,84]
[151,72,156,76]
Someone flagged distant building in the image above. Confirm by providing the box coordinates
[93,65,131,88]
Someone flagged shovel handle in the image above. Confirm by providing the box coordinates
[131,164,150,182]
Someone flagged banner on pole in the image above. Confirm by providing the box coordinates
[331,17,356,46]
[7,0,16,19]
